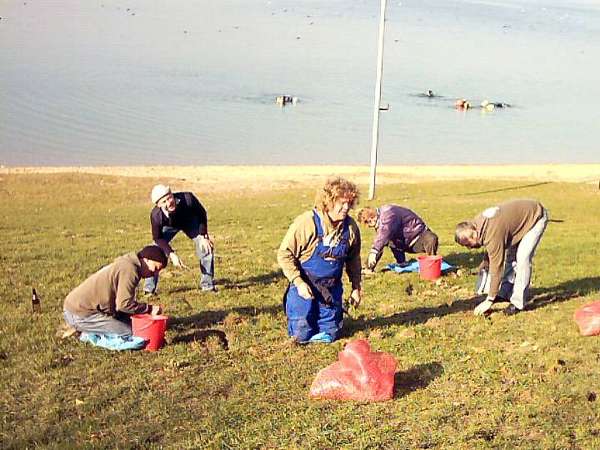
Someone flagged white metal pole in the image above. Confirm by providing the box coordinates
[368,0,387,200]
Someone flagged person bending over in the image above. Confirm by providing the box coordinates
[455,199,548,316]
[62,245,167,337]
[357,205,438,272]
[145,184,216,294]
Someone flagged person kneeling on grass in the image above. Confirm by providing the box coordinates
[357,205,438,272]
[61,246,167,338]
[455,199,548,316]
[277,177,362,344]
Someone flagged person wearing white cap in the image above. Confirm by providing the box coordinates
[455,199,548,316]
[146,184,216,294]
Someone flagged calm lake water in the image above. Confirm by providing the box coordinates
[1,0,599,166]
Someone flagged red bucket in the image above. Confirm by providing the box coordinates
[131,314,168,351]
[417,255,442,281]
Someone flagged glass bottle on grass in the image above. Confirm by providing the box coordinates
[32,288,41,313]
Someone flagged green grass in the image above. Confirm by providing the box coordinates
[2,173,600,449]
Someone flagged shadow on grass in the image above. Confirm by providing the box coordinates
[461,181,552,196]
[443,251,482,271]
[219,270,283,289]
[164,271,283,294]
[530,276,600,310]
[395,362,444,398]
[345,296,483,335]
[167,285,198,294]
[168,304,282,330]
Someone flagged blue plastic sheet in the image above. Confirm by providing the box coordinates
[386,259,454,274]
[309,332,334,343]
[79,332,147,351]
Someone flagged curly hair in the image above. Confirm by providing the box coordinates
[356,207,377,224]
[314,177,359,212]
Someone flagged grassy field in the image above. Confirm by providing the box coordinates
[2,173,600,449]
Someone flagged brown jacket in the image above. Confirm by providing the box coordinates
[64,253,150,317]
[474,199,544,298]
[277,209,362,289]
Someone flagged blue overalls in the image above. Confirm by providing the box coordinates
[285,210,350,343]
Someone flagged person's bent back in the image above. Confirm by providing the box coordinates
[62,246,167,337]
[357,205,438,271]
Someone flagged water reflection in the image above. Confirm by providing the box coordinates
[0,0,599,165]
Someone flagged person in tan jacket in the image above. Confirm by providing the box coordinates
[62,245,167,337]
[455,199,548,316]
[278,177,362,343]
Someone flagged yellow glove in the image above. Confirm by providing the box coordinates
[367,252,378,270]
[293,279,313,300]
[169,252,183,267]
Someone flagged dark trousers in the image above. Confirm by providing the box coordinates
[391,230,439,264]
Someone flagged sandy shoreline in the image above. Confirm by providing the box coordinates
[2,164,599,192]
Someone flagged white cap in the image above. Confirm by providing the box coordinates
[151,184,171,204]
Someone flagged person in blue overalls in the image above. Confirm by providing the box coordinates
[277,177,363,343]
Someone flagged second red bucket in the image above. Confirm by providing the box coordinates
[131,314,168,351]
[417,255,442,281]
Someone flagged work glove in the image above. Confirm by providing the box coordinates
[293,279,313,300]
[348,288,362,308]
[367,252,378,271]
[169,252,183,268]
[474,297,494,316]
[477,258,490,272]
[150,304,163,316]
[199,236,214,255]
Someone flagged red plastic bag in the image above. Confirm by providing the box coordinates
[309,339,397,402]
[574,301,600,336]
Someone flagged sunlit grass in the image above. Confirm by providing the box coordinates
[2,173,600,448]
